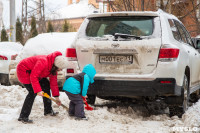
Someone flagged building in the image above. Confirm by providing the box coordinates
[46,0,99,32]
[170,0,200,37]
[106,0,200,37]
[47,0,200,37]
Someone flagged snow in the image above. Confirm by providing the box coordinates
[46,0,98,20]
[0,84,200,132]
[0,42,23,58]
[0,42,23,74]
[16,32,77,61]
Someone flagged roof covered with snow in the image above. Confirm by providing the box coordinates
[46,0,98,20]
[17,32,77,61]
[0,42,23,57]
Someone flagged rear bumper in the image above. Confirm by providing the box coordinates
[88,78,182,97]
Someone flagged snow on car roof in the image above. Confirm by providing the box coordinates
[87,9,179,21]
[17,32,77,61]
[0,42,23,56]
[87,11,159,18]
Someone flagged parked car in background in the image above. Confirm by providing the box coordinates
[9,32,78,88]
[69,9,200,116]
[0,42,23,85]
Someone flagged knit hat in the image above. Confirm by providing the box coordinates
[54,56,68,69]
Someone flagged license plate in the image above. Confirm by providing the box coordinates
[99,55,133,64]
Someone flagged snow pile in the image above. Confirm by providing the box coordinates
[0,85,25,122]
[17,32,77,61]
[47,0,98,20]
[1,84,200,132]
[182,101,200,127]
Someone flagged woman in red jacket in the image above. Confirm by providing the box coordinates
[17,51,68,123]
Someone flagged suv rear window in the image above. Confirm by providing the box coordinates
[86,17,154,37]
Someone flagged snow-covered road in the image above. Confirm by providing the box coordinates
[0,85,200,133]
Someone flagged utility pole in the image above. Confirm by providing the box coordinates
[10,0,16,42]
[0,1,3,32]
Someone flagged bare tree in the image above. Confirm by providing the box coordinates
[22,0,45,43]
[107,0,200,37]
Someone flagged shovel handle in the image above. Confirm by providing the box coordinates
[43,93,69,111]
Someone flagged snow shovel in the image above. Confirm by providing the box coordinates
[81,96,93,111]
[43,93,69,111]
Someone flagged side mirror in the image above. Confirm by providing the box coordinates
[192,38,200,49]
[196,40,200,49]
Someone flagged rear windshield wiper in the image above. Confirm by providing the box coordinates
[114,33,141,40]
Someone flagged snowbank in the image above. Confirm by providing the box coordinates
[0,85,200,133]
[182,101,200,127]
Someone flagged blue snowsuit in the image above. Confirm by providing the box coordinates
[63,64,96,118]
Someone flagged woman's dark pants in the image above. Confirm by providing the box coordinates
[19,78,52,119]
[65,91,85,118]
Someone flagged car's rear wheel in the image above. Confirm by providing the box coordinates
[182,74,190,112]
[0,74,10,86]
[169,74,190,117]
[87,95,96,105]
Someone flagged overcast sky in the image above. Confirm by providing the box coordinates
[2,0,68,28]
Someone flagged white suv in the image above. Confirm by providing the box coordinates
[68,9,200,114]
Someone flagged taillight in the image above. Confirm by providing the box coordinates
[158,48,179,61]
[160,81,172,84]
[66,48,77,61]
[0,55,8,60]
[67,69,74,73]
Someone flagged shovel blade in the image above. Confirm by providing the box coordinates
[85,106,93,111]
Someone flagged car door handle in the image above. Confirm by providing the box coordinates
[195,53,197,55]
[188,51,190,53]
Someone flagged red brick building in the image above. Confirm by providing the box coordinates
[46,0,99,32]
[48,0,200,37]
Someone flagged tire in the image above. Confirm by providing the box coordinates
[169,74,190,118]
[0,74,10,86]
[87,95,96,105]
[182,74,190,113]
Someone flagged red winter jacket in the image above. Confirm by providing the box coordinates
[17,51,62,97]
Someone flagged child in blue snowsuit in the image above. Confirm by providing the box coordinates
[63,64,96,120]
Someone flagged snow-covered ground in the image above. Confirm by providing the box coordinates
[0,84,200,133]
